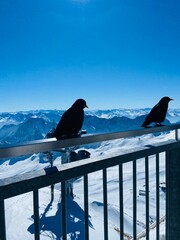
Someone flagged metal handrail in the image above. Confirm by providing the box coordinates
[0,138,179,200]
[0,124,180,159]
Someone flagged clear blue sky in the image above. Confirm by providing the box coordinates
[0,0,180,112]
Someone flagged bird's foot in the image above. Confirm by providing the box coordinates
[155,123,165,127]
[141,125,151,128]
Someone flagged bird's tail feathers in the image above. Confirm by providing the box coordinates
[141,119,149,127]
[141,122,147,127]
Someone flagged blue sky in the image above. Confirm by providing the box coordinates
[0,0,180,112]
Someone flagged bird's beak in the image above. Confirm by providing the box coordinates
[85,104,88,108]
[170,98,174,101]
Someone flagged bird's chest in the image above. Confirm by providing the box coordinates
[156,106,167,121]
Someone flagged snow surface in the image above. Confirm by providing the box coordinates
[0,130,175,239]
[0,109,178,239]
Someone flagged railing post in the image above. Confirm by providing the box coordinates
[33,190,40,240]
[0,200,6,240]
[84,174,89,240]
[156,154,160,240]
[175,129,179,141]
[103,168,108,240]
[119,164,124,240]
[145,156,149,240]
[166,147,180,240]
[133,160,137,240]
[61,181,67,240]
[61,149,74,198]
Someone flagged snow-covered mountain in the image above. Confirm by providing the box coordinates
[0,110,63,128]
[0,108,178,239]
[87,108,180,123]
[1,108,180,127]
[0,108,177,145]
[0,117,54,145]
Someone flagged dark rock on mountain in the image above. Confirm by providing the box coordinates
[0,111,173,145]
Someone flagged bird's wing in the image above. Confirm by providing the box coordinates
[55,108,84,138]
[54,109,71,137]
[142,104,160,127]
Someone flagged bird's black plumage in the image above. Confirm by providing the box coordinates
[54,99,88,140]
[141,96,173,127]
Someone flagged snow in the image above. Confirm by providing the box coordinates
[0,131,173,239]
[0,109,178,239]
[87,108,180,123]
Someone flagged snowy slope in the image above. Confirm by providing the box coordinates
[0,109,178,239]
[1,131,173,239]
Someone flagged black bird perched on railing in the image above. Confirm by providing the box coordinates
[54,98,88,140]
[141,96,173,128]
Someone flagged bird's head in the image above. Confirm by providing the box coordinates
[159,96,173,104]
[73,99,88,109]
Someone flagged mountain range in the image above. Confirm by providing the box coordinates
[0,109,179,145]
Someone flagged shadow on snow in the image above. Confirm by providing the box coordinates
[28,196,93,240]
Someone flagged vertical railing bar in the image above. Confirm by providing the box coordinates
[61,181,67,240]
[133,160,137,240]
[156,153,160,240]
[145,156,149,240]
[119,164,124,240]
[165,151,168,240]
[84,174,89,240]
[165,150,169,240]
[0,200,6,240]
[33,189,40,240]
[103,168,108,240]
[175,129,179,141]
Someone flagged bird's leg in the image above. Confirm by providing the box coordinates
[144,125,151,128]
[155,122,165,127]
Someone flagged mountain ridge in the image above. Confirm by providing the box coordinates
[0,110,173,145]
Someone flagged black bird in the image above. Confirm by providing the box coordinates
[141,96,173,128]
[54,99,88,140]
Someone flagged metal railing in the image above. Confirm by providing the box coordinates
[0,124,180,240]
